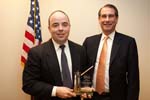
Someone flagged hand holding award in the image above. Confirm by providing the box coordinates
[73,66,94,96]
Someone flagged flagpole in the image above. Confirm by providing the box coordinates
[31,0,36,99]
[33,0,36,44]
[32,0,36,98]
[31,0,36,98]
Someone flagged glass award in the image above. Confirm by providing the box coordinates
[73,67,94,96]
[80,74,93,96]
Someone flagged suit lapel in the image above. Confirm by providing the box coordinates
[93,35,102,64]
[46,39,62,85]
[68,41,79,81]
[110,32,121,65]
[88,34,102,80]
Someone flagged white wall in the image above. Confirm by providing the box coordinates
[0,0,149,100]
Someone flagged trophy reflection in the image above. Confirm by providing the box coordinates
[74,71,81,95]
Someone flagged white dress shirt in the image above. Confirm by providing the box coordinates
[51,39,72,96]
[93,32,115,92]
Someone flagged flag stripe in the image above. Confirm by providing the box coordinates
[21,56,26,64]
[25,31,35,43]
[22,49,28,60]
[24,36,34,48]
[23,43,30,53]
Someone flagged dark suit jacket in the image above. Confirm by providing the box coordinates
[22,39,86,100]
[82,32,139,100]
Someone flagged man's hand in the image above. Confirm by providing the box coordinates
[56,87,76,99]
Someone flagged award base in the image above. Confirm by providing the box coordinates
[74,87,93,96]
[80,87,93,96]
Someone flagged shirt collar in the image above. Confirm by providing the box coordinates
[102,31,115,40]
[52,39,69,51]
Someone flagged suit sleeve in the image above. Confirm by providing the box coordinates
[22,48,53,98]
[127,38,139,100]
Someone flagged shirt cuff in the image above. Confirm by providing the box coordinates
[51,86,57,96]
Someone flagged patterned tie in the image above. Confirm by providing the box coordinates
[96,36,108,94]
[60,45,72,88]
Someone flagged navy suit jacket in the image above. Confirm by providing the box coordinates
[23,39,86,100]
[82,32,139,100]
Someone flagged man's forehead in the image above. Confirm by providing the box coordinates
[50,12,69,22]
[51,12,66,19]
[101,7,115,14]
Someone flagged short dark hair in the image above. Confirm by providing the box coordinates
[48,10,70,26]
[98,4,119,18]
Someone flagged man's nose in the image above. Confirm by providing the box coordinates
[58,25,63,30]
[105,16,110,21]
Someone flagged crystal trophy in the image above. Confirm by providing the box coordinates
[74,66,94,96]
[80,74,93,96]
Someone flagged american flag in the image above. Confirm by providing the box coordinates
[21,0,42,67]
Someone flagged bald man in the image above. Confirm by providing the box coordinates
[22,10,86,100]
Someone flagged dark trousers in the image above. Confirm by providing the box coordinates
[92,92,111,100]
